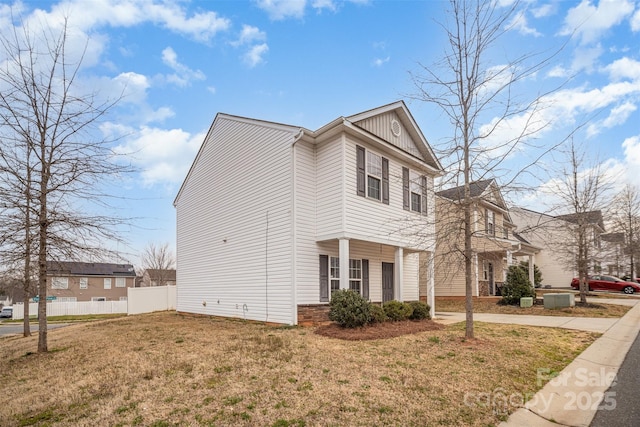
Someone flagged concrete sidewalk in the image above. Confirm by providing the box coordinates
[432,301,640,427]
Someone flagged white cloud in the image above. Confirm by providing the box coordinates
[234,24,267,46]
[605,57,640,82]
[531,4,555,18]
[243,43,269,67]
[114,126,204,187]
[633,9,640,32]
[372,56,390,67]
[255,0,306,21]
[587,102,637,136]
[507,11,542,37]
[560,0,634,45]
[311,0,337,12]
[570,44,604,73]
[161,47,205,87]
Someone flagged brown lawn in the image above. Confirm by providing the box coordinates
[0,312,600,427]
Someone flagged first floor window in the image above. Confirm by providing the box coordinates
[51,277,68,289]
[119,296,128,301]
[79,277,88,289]
[92,297,106,302]
[104,278,111,289]
[349,259,362,293]
[330,257,340,295]
[116,277,126,288]
[482,261,488,281]
[58,297,77,302]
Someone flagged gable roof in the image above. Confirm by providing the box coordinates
[556,211,605,231]
[46,261,136,277]
[145,269,176,281]
[436,179,494,201]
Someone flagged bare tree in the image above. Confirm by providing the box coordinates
[410,0,566,338]
[141,242,175,287]
[0,17,132,352]
[608,184,640,279]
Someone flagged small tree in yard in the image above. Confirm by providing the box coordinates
[500,265,535,305]
[517,261,542,288]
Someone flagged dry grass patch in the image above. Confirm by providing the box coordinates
[436,298,631,318]
[0,312,599,426]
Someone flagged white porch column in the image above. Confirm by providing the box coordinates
[428,251,435,319]
[339,238,349,290]
[473,252,479,297]
[528,254,535,288]
[395,247,404,301]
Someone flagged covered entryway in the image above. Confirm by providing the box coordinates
[382,262,394,302]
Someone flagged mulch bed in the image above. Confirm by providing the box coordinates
[315,320,445,341]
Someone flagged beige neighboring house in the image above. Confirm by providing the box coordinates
[510,207,606,288]
[424,179,539,298]
[600,232,628,278]
[46,261,136,302]
[142,269,176,287]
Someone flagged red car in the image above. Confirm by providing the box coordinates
[570,275,640,294]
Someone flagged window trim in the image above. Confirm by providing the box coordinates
[104,278,112,289]
[115,277,126,288]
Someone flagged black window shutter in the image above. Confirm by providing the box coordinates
[319,255,329,302]
[402,167,410,211]
[362,259,369,300]
[421,175,428,216]
[356,145,366,197]
[485,209,489,234]
[382,158,389,205]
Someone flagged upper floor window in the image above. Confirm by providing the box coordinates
[486,209,495,236]
[403,168,428,215]
[79,277,88,289]
[104,278,112,289]
[116,277,126,288]
[356,145,389,204]
[51,277,68,290]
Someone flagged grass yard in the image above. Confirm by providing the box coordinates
[0,312,599,427]
[435,297,631,318]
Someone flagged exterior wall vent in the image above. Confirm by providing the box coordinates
[390,119,401,137]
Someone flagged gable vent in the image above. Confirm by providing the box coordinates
[390,119,401,137]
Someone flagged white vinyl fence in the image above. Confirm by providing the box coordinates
[9,285,176,319]
[12,300,127,319]
[127,285,176,315]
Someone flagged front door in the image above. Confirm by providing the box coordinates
[382,262,394,302]
[488,262,495,295]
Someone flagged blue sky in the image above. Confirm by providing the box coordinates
[2,0,640,267]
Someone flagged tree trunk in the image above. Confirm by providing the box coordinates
[37,154,48,353]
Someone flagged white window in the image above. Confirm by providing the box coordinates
[92,297,106,302]
[51,277,68,290]
[119,296,128,301]
[410,171,422,213]
[486,210,495,236]
[79,277,88,289]
[115,277,126,288]
[367,151,382,200]
[330,257,340,295]
[57,297,77,302]
[349,259,362,294]
[104,278,111,289]
[483,261,489,281]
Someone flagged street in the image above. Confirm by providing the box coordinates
[590,329,640,426]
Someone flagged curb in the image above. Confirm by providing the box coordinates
[499,301,640,427]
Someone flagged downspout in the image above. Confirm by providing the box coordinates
[290,129,306,325]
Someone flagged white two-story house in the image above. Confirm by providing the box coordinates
[174,101,444,325]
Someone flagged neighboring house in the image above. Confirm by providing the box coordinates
[174,101,444,325]
[46,261,137,302]
[426,179,539,297]
[510,207,606,287]
[600,232,627,277]
[142,269,177,287]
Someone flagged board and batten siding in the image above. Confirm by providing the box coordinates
[354,111,423,160]
[175,116,296,324]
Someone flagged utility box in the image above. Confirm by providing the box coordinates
[543,293,575,309]
[520,297,533,308]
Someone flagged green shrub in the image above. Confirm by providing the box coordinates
[408,301,431,320]
[500,265,536,305]
[516,261,543,288]
[328,290,371,328]
[383,300,413,321]
[368,304,387,324]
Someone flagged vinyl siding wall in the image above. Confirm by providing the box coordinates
[175,117,295,324]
